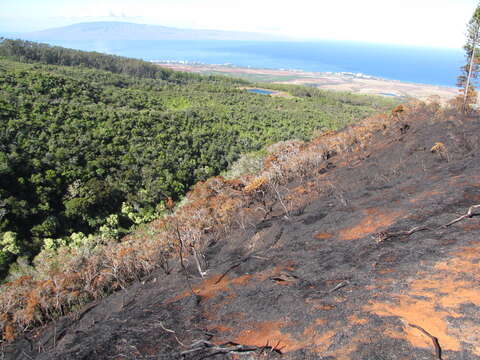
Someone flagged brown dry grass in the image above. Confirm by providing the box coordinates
[0,100,462,343]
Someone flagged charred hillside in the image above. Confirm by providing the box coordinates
[3,102,480,359]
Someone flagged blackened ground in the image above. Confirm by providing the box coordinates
[5,112,480,359]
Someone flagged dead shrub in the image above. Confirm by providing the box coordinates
[430,142,450,162]
[244,176,268,193]
[3,100,448,343]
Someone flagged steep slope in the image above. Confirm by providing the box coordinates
[3,103,480,359]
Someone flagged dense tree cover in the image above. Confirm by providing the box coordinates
[0,38,186,83]
[0,40,397,276]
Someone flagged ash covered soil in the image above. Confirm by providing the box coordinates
[6,105,480,359]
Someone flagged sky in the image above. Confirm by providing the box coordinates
[0,0,478,49]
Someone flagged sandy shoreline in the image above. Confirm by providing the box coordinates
[155,62,458,102]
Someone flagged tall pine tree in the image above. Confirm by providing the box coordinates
[457,3,480,113]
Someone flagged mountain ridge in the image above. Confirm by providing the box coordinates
[21,21,286,41]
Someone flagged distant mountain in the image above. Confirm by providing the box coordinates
[21,21,285,41]
[0,31,22,38]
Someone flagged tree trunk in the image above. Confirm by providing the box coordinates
[463,30,480,113]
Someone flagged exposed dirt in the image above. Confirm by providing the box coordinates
[156,63,458,102]
[4,110,480,359]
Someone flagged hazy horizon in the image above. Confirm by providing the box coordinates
[1,0,479,49]
[4,21,467,53]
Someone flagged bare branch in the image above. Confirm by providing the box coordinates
[373,204,480,243]
[180,339,283,358]
[167,203,196,297]
[158,321,175,334]
[443,204,480,227]
[373,226,431,243]
[191,245,207,278]
[214,256,251,285]
[329,280,349,293]
[408,323,442,359]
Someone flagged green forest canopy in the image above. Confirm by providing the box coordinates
[0,39,398,276]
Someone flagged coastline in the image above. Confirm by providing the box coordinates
[154,62,458,102]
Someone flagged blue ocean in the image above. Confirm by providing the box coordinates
[41,39,463,87]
